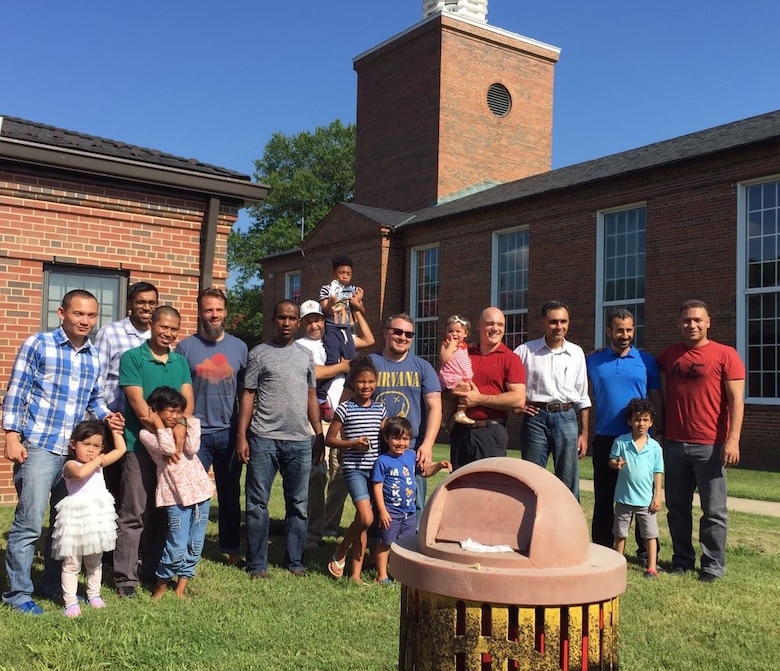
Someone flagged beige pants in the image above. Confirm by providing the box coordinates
[308,442,349,541]
[61,553,102,607]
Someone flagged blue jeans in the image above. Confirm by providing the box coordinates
[198,428,242,555]
[342,467,371,504]
[664,440,728,577]
[245,436,311,573]
[156,500,211,580]
[2,445,66,606]
[520,409,580,499]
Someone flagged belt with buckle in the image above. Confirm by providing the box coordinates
[529,401,574,413]
[472,418,506,428]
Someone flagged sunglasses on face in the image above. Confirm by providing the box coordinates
[388,327,415,339]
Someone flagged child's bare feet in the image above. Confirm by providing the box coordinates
[174,577,189,599]
[152,579,168,601]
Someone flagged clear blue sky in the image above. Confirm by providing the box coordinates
[4,0,780,234]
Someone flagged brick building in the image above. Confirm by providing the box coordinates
[0,116,267,503]
[262,1,780,469]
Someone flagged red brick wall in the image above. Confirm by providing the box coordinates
[267,138,780,470]
[0,166,237,503]
[354,15,557,212]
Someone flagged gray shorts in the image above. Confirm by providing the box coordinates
[612,502,659,540]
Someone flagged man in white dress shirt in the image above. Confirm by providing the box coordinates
[514,301,590,498]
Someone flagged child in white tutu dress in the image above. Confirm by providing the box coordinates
[51,420,127,617]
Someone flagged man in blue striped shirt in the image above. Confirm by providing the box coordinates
[2,289,124,615]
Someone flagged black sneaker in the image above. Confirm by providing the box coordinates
[699,572,719,583]
[116,586,137,598]
[670,565,689,576]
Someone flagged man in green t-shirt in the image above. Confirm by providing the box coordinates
[113,305,193,597]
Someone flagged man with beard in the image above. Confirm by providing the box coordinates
[176,287,247,567]
[95,282,159,498]
[114,306,193,597]
[587,308,664,552]
[370,313,442,516]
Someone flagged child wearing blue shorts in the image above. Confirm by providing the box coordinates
[325,357,386,584]
[371,416,451,584]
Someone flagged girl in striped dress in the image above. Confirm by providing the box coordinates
[326,356,386,584]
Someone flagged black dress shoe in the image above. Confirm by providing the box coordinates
[116,586,137,598]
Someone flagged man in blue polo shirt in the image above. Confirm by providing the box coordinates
[587,308,664,549]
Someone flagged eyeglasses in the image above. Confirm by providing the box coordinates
[134,300,159,307]
[388,327,415,339]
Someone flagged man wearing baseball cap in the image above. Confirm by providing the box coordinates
[296,297,375,546]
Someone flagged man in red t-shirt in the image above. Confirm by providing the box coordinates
[657,299,745,583]
[450,307,526,469]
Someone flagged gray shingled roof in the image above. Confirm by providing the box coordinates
[407,108,780,225]
[342,202,414,227]
[0,115,251,180]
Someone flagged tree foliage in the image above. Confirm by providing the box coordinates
[226,285,263,350]
[228,119,356,288]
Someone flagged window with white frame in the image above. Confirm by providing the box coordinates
[596,205,646,348]
[285,271,302,305]
[43,265,126,338]
[410,246,439,364]
[741,179,780,401]
[492,228,529,350]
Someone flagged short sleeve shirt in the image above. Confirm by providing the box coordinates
[370,353,441,449]
[244,341,316,440]
[119,342,192,452]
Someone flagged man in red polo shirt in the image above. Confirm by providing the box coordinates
[450,307,526,469]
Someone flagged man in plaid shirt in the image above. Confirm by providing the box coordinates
[2,289,124,615]
[95,281,158,501]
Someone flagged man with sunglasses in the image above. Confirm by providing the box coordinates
[371,314,442,514]
[450,308,526,469]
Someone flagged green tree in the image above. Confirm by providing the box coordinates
[226,285,263,350]
[228,119,356,288]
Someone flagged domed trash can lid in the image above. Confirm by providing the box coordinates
[390,457,626,605]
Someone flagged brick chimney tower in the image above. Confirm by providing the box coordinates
[353,1,560,212]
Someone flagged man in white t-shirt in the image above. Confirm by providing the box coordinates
[296,299,375,546]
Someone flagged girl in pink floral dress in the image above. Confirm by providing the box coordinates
[139,386,215,600]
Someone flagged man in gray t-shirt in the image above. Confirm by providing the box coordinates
[236,300,325,578]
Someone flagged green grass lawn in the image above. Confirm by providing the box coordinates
[0,449,778,670]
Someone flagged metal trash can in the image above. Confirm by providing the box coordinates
[390,457,627,670]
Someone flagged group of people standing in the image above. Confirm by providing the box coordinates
[2,283,247,614]
[1,260,744,614]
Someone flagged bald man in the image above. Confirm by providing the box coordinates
[450,307,526,469]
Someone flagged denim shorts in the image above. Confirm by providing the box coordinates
[377,511,417,546]
[613,502,659,540]
[342,467,371,504]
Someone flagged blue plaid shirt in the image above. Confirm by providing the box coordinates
[2,327,110,455]
[95,316,152,412]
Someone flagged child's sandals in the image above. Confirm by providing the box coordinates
[327,554,346,578]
